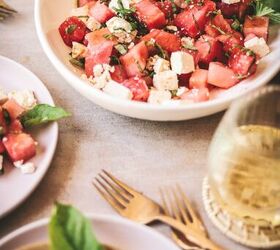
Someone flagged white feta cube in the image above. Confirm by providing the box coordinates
[8,90,37,110]
[176,87,187,97]
[222,0,240,4]
[170,51,195,74]
[72,42,87,59]
[86,17,101,31]
[148,90,172,104]
[153,58,170,73]
[244,37,270,58]
[0,89,7,104]
[106,17,132,33]
[14,160,24,168]
[109,0,130,12]
[103,80,133,100]
[153,70,178,91]
[71,5,89,17]
[20,162,36,174]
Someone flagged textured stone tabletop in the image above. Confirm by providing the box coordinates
[0,1,279,249]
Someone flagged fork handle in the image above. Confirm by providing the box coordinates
[154,215,224,250]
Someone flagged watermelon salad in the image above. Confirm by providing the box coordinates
[0,89,69,175]
[58,0,279,104]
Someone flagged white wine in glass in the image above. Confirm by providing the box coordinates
[208,86,280,226]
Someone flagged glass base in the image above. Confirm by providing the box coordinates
[202,177,280,249]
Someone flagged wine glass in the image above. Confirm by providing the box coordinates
[207,85,280,226]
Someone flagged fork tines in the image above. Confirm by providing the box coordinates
[92,169,134,211]
[160,184,207,236]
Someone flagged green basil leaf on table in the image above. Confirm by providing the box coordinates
[49,203,104,250]
[21,104,70,128]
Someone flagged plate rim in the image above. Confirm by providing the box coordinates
[0,55,59,219]
[0,214,180,249]
[34,0,280,113]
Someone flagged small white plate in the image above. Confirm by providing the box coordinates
[34,0,280,121]
[0,56,58,218]
[0,214,180,250]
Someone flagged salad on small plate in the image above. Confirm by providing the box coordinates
[0,55,69,218]
[58,0,279,104]
[0,89,69,175]
[0,203,180,250]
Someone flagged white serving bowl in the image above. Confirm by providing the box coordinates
[0,214,180,250]
[34,0,280,121]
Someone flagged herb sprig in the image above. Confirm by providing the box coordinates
[113,0,148,35]
[253,0,280,23]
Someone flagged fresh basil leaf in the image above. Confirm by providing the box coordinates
[49,203,104,250]
[21,104,70,128]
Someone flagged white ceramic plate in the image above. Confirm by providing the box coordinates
[34,0,280,121]
[0,56,58,218]
[0,214,180,250]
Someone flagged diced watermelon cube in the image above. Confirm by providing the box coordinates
[111,65,128,83]
[78,0,94,7]
[208,62,239,88]
[154,0,173,18]
[216,2,239,18]
[122,77,149,101]
[135,0,166,30]
[0,141,5,154]
[0,107,8,135]
[141,29,181,53]
[89,1,115,23]
[189,69,208,89]
[178,73,192,87]
[174,1,216,38]
[228,50,256,77]
[85,29,115,77]
[243,16,269,41]
[120,42,149,77]
[217,32,244,54]
[195,35,223,65]
[181,88,210,103]
[3,133,36,162]
[3,99,25,121]
[8,119,23,134]
[212,13,233,34]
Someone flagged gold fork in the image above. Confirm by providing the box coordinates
[93,170,224,250]
[0,0,16,21]
[160,186,207,250]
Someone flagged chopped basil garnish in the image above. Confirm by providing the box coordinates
[183,44,198,51]
[66,24,77,34]
[103,33,114,40]
[155,43,168,59]
[113,0,148,35]
[231,17,243,32]
[115,44,128,55]
[110,55,120,65]
[69,58,85,68]
[3,109,10,125]
[210,24,226,35]
[170,89,178,98]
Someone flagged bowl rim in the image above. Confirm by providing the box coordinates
[0,214,180,249]
[34,0,280,112]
